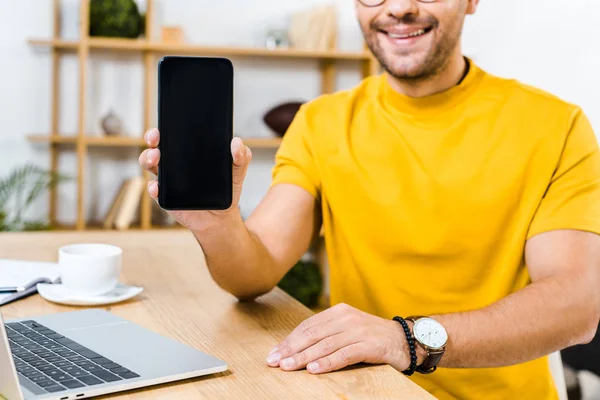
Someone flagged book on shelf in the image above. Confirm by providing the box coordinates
[104,176,145,230]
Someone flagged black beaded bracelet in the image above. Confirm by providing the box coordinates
[393,316,417,376]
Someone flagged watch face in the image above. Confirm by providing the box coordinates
[414,318,448,349]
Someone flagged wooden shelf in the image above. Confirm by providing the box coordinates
[27,135,282,149]
[28,38,371,61]
[28,135,78,144]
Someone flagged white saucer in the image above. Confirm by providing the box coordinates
[36,282,144,306]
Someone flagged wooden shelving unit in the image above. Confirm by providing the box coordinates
[28,0,380,231]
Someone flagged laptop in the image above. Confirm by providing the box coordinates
[0,308,228,399]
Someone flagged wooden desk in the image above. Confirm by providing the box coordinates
[0,231,434,399]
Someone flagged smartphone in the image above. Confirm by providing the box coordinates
[157,56,233,210]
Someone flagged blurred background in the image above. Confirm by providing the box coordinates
[1,1,599,398]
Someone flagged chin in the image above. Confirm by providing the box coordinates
[383,55,433,80]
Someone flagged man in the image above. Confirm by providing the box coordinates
[138,0,600,398]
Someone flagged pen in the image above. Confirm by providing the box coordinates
[0,278,52,293]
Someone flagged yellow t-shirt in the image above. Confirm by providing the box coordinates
[271,60,600,400]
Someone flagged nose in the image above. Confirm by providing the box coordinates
[384,0,420,19]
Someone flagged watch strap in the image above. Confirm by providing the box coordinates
[417,348,444,374]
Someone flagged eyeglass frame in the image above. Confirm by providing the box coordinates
[357,0,438,7]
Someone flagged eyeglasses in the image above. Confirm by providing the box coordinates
[358,0,437,7]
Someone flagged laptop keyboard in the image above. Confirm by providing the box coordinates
[5,320,140,394]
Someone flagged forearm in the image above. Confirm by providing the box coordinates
[431,272,599,368]
[190,209,281,300]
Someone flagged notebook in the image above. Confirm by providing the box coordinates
[0,259,60,306]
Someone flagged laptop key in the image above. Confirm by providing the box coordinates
[12,348,29,356]
[54,350,77,358]
[45,343,64,351]
[45,333,64,339]
[22,370,44,378]
[41,367,61,376]
[28,322,47,331]
[91,370,122,382]
[6,323,28,332]
[46,356,62,363]
[53,374,72,382]
[60,342,84,351]
[81,365,102,372]
[36,379,57,388]
[90,357,113,365]
[69,370,90,378]
[110,367,130,374]
[103,363,121,370]
[66,355,86,363]
[20,355,40,363]
[29,348,47,354]
[74,360,93,367]
[29,374,51,383]
[54,338,77,346]
[37,352,55,359]
[61,380,85,389]
[61,365,83,373]
[44,369,64,378]
[38,329,56,335]
[54,361,73,368]
[119,372,140,379]
[37,364,55,372]
[44,385,66,393]
[78,375,103,385]
[30,360,49,368]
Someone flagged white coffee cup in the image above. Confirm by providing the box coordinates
[58,243,122,296]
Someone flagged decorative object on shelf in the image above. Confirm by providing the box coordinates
[263,101,304,137]
[265,28,290,50]
[289,5,337,51]
[100,109,123,136]
[161,26,184,44]
[277,258,323,308]
[89,0,144,38]
[0,163,69,232]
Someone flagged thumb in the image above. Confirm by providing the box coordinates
[231,137,252,204]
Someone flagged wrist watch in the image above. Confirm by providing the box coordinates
[406,316,448,374]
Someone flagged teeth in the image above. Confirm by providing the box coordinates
[388,29,426,39]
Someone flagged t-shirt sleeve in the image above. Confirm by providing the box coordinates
[270,105,321,200]
[527,108,600,239]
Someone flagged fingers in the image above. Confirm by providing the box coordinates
[144,128,160,148]
[266,311,339,367]
[277,332,359,372]
[307,343,367,374]
[147,179,158,200]
[231,137,252,201]
[139,148,160,176]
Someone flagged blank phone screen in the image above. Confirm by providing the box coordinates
[157,56,233,210]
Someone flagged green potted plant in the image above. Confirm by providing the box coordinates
[89,0,145,38]
[277,259,323,309]
[0,163,69,232]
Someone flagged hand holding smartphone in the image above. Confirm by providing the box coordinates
[156,56,234,210]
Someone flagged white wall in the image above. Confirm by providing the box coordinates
[1,0,599,225]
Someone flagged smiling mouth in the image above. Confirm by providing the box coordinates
[380,27,433,39]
